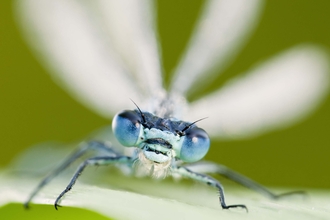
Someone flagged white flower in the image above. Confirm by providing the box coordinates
[15,0,329,139]
[2,1,329,219]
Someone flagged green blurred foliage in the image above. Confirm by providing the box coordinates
[0,203,112,220]
[0,0,329,190]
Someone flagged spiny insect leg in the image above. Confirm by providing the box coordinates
[184,161,305,199]
[24,141,121,209]
[54,156,131,210]
[172,166,248,212]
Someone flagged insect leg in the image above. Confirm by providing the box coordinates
[24,140,121,208]
[172,166,248,212]
[54,155,131,210]
[184,161,304,199]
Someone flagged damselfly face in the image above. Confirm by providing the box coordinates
[113,109,210,177]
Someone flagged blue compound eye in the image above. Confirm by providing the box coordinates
[112,110,143,147]
[180,127,210,163]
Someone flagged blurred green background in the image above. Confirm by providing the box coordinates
[1,0,330,192]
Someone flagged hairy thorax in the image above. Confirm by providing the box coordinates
[133,150,173,179]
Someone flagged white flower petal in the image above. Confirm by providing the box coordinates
[187,45,329,139]
[2,144,330,219]
[3,144,330,219]
[15,0,162,117]
[171,0,263,96]
[92,0,163,96]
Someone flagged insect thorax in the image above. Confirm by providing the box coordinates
[134,150,173,179]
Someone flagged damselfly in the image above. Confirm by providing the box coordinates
[19,0,328,212]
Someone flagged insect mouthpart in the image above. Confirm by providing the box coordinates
[142,141,173,163]
[145,138,172,149]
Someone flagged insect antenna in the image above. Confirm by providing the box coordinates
[129,98,147,124]
[178,117,208,136]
